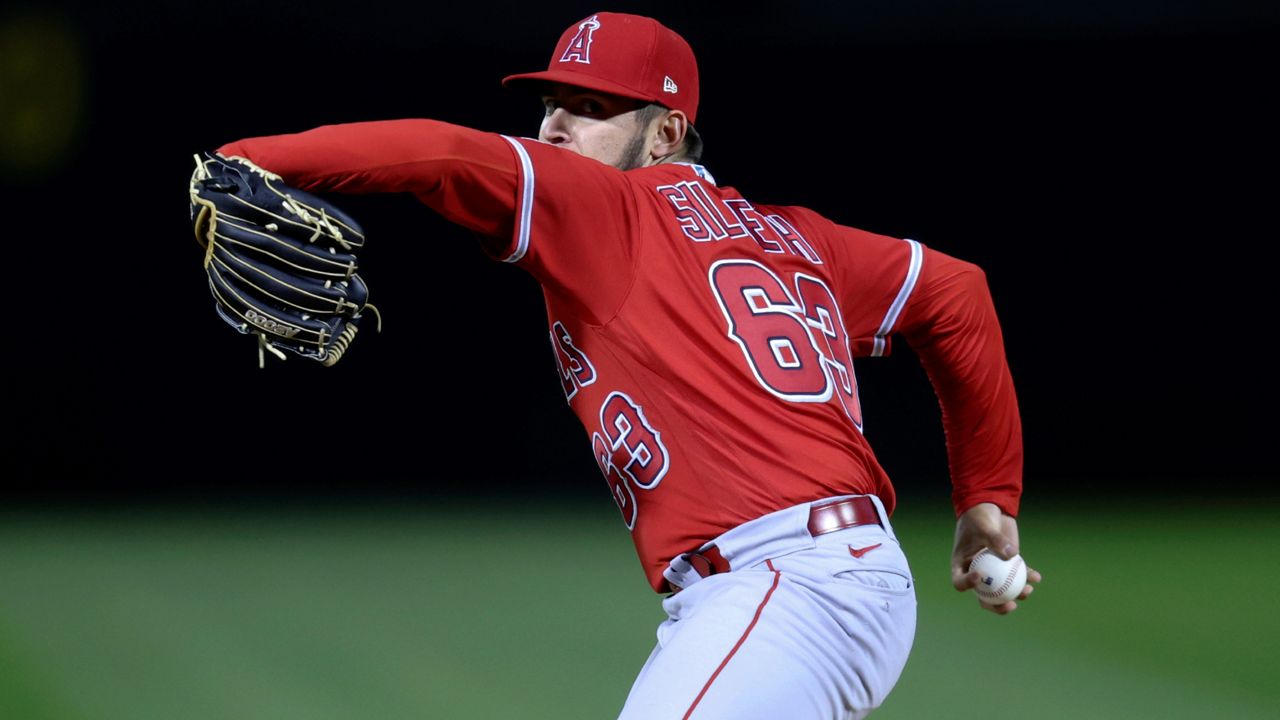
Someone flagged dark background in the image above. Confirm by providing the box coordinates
[2,1,1276,505]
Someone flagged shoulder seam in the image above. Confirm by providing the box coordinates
[871,238,924,356]
[587,178,645,328]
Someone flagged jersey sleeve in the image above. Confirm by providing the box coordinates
[216,120,637,324]
[811,215,1022,517]
[803,213,924,359]
[896,248,1024,518]
[485,137,640,325]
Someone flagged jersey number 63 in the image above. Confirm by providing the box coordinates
[709,259,863,430]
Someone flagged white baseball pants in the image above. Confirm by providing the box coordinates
[617,495,917,720]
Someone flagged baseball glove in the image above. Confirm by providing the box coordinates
[189,152,379,367]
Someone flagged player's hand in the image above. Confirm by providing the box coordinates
[950,502,1042,615]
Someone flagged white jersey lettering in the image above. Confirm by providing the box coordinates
[659,181,823,264]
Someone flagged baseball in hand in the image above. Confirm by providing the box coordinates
[968,548,1027,605]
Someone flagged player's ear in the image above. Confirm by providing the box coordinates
[650,109,688,162]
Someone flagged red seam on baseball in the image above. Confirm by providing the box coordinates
[682,566,782,719]
[974,552,1023,600]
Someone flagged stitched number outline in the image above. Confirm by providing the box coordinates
[709,259,863,430]
[592,391,670,530]
[795,273,863,428]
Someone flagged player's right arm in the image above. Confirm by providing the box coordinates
[216,119,639,324]
[895,248,1041,614]
[812,216,1039,613]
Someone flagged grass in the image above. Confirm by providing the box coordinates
[1,496,1276,719]
[879,497,1280,719]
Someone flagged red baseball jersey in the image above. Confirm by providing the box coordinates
[219,120,1023,591]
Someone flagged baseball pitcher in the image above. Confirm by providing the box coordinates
[190,12,1041,719]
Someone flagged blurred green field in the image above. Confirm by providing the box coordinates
[1,496,1277,720]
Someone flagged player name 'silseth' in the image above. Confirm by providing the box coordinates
[656,179,824,265]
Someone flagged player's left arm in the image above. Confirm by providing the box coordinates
[215,119,522,239]
[213,119,640,325]
[895,248,1042,615]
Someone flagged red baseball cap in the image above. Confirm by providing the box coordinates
[502,12,700,124]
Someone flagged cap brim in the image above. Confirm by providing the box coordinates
[502,69,659,105]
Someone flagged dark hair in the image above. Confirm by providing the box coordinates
[682,124,704,164]
[637,103,703,164]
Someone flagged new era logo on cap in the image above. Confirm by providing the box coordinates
[502,12,701,124]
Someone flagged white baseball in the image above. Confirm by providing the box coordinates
[968,548,1027,605]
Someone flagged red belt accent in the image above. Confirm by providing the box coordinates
[806,495,881,537]
[677,496,882,588]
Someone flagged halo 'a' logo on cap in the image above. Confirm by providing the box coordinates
[559,15,601,65]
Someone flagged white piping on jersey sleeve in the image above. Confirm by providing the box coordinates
[871,238,923,357]
[499,136,534,264]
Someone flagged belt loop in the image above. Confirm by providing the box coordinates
[664,544,729,594]
[691,544,728,575]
